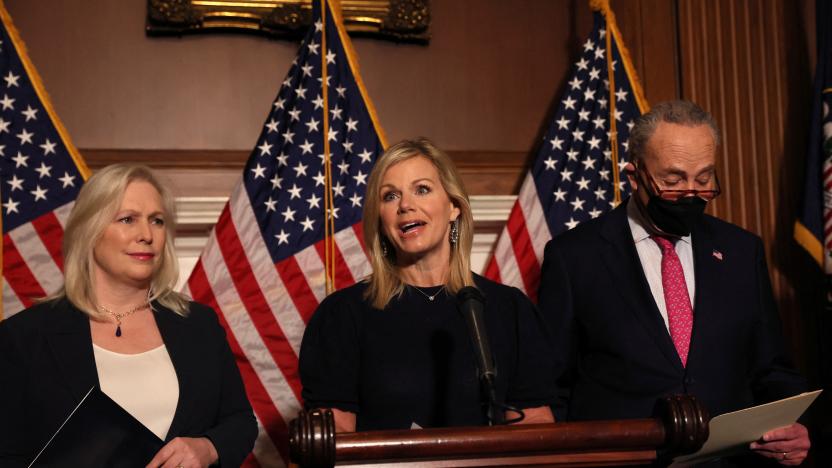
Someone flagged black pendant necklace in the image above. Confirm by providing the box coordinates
[98,302,150,337]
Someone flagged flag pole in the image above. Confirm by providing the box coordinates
[321,0,336,294]
[590,0,649,207]
[602,11,621,207]
[321,0,388,294]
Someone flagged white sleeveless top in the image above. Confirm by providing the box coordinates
[93,344,180,440]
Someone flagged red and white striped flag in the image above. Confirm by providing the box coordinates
[0,4,90,320]
[483,1,647,301]
[183,1,386,466]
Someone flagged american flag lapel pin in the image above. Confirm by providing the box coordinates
[712,249,723,261]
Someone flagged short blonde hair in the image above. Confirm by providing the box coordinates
[54,163,188,319]
[362,138,475,309]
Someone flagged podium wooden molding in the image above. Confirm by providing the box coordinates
[288,395,709,467]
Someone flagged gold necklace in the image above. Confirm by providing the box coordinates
[98,302,150,337]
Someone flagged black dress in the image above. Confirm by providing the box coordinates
[299,274,556,431]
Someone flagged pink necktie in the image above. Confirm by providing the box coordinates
[652,236,693,367]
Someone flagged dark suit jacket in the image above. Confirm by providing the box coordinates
[0,298,257,467]
[538,199,806,423]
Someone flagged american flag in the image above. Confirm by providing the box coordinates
[484,5,647,301]
[182,1,386,466]
[0,4,89,320]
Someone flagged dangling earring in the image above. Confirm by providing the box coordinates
[381,237,389,257]
[449,218,459,246]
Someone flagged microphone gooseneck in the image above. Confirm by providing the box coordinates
[456,286,505,425]
[457,287,496,380]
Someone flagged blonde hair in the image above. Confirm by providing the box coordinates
[363,138,475,309]
[53,163,189,319]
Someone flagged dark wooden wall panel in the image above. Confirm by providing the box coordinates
[678,0,818,374]
[614,0,679,105]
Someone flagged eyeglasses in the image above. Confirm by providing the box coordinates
[636,164,721,201]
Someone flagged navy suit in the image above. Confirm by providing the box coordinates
[0,298,257,467]
[538,199,806,423]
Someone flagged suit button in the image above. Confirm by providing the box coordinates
[684,376,694,385]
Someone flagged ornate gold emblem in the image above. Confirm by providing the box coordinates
[147,0,430,42]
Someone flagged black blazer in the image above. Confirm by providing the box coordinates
[0,298,257,467]
[538,200,806,422]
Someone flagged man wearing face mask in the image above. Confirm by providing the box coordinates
[538,100,810,466]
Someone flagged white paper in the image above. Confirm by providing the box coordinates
[671,390,822,467]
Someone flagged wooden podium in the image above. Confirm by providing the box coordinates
[288,395,709,467]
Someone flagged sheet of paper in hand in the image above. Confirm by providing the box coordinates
[671,390,822,467]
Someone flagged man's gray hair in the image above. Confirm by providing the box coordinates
[628,100,720,162]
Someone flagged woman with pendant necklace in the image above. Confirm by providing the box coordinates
[299,138,556,432]
[0,164,256,467]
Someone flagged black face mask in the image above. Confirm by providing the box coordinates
[634,167,708,237]
[644,194,707,237]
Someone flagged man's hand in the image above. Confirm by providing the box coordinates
[749,423,810,466]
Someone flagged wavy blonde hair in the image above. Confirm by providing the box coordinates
[363,138,475,309]
[52,163,189,319]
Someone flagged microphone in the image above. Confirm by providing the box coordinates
[456,286,496,381]
[457,286,504,425]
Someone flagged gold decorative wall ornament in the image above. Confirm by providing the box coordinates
[147,0,430,42]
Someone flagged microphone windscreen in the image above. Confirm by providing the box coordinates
[456,286,485,305]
